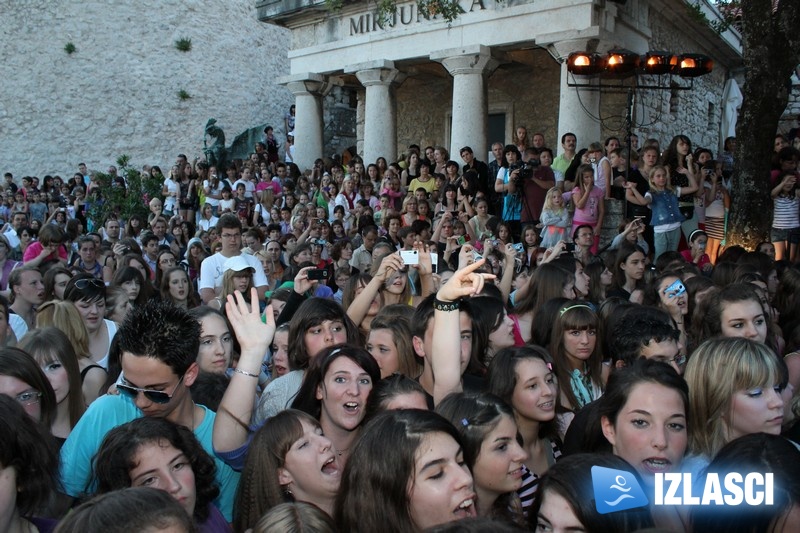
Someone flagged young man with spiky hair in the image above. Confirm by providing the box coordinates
[59,300,240,521]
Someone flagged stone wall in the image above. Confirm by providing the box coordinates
[0,0,292,176]
[324,86,357,158]
[779,75,800,136]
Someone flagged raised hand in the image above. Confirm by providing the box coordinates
[375,253,403,281]
[458,243,476,271]
[413,241,433,276]
[437,258,496,302]
[293,266,317,295]
[226,287,274,358]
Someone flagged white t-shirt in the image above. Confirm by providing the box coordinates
[9,313,27,343]
[3,227,19,249]
[233,179,256,199]
[96,319,118,369]
[198,252,269,294]
[198,216,219,232]
[203,179,222,207]
[163,179,179,211]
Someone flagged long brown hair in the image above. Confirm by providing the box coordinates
[234,410,321,532]
[548,302,604,411]
[20,327,86,428]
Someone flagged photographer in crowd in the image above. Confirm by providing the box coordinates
[496,145,556,241]
[519,147,556,227]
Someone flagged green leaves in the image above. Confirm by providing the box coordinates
[175,37,192,52]
[85,157,164,229]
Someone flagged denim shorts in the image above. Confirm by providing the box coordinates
[771,227,800,244]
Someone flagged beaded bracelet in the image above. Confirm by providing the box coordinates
[233,367,259,378]
[433,298,460,312]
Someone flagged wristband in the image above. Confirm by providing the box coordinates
[232,367,259,378]
[433,298,461,312]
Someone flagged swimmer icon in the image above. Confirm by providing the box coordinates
[591,466,649,514]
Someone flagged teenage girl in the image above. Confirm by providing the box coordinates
[771,172,800,261]
[567,164,604,254]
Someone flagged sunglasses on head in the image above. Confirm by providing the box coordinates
[75,278,105,290]
[115,373,184,404]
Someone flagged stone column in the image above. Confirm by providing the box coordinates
[283,73,329,171]
[547,41,602,155]
[432,45,499,161]
[347,61,404,164]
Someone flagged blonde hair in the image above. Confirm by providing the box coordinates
[259,188,274,209]
[253,502,336,533]
[401,196,417,214]
[685,337,784,458]
[35,300,91,359]
[542,186,565,214]
[648,165,673,192]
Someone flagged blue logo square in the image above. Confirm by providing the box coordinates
[591,465,649,514]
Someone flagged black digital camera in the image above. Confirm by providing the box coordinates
[510,160,539,183]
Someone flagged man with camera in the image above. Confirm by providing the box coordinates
[518,148,556,226]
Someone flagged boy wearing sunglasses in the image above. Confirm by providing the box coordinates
[58,299,240,521]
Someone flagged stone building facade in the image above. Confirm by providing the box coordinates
[1,0,293,175]
[257,0,742,169]
[779,75,800,137]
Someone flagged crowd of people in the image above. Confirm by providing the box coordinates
[2,124,800,532]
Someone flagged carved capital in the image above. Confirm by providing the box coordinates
[431,45,499,77]
[355,67,405,87]
[281,73,332,97]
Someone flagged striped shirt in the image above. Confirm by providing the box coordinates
[773,195,799,229]
[518,438,563,515]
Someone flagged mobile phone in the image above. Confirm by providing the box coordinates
[316,219,325,225]
[307,267,330,280]
[472,250,483,262]
[430,253,438,273]
[456,235,470,246]
[512,242,525,253]
[563,243,576,252]
[399,249,419,265]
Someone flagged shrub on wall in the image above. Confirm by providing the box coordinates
[175,37,192,51]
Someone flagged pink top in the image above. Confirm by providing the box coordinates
[256,180,281,195]
[571,186,604,225]
[680,249,711,269]
[23,241,68,263]
[510,314,526,347]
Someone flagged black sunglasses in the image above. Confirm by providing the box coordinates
[115,373,184,404]
[74,278,105,290]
